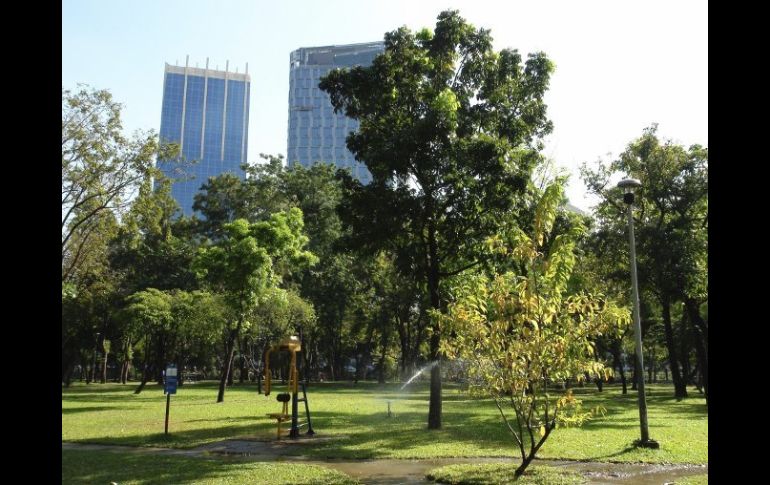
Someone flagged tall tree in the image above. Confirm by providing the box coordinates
[582,124,708,401]
[193,209,317,402]
[442,180,629,478]
[62,85,177,282]
[320,10,554,428]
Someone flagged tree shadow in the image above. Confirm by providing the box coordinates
[62,406,129,414]
[62,448,353,485]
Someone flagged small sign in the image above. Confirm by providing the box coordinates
[165,378,177,394]
[165,364,178,394]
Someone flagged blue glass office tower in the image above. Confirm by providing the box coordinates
[287,42,384,184]
[157,58,251,216]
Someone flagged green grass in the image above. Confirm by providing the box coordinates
[62,449,358,484]
[426,463,585,484]
[62,381,707,464]
[676,474,708,485]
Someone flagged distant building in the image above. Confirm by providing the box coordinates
[157,57,251,216]
[287,42,385,184]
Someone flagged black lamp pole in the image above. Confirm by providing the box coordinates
[617,178,659,449]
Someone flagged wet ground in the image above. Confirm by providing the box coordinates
[62,439,708,484]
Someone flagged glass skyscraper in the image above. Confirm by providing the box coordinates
[157,58,251,216]
[287,42,385,184]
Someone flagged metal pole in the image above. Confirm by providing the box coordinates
[627,203,656,447]
[165,393,171,435]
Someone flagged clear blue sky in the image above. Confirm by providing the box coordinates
[62,0,707,211]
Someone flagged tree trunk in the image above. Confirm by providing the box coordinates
[218,323,240,403]
[134,334,151,394]
[661,299,687,399]
[238,337,247,384]
[647,344,654,384]
[120,360,129,384]
[631,352,639,391]
[610,340,627,394]
[100,347,109,384]
[514,454,536,479]
[427,225,442,430]
[679,311,692,386]
[685,298,708,406]
[378,336,387,384]
[329,347,336,382]
[155,336,166,385]
[63,361,75,387]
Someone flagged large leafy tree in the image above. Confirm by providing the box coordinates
[109,177,197,294]
[119,288,173,394]
[441,181,629,478]
[193,209,317,402]
[581,125,708,401]
[320,9,554,428]
[62,85,177,282]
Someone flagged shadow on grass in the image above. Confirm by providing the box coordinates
[61,448,355,485]
[62,406,130,414]
[69,422,274,449]
[63,449,227,485]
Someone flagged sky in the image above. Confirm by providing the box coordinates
[62,0,707,212]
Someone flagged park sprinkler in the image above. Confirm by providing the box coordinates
[617,178,659,449]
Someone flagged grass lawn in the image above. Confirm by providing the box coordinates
[426,463,585,484]
[62,381,707,464]
[62,449,358,484]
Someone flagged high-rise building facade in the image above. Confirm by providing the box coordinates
[157,58,251,216]
[287,42,385,184]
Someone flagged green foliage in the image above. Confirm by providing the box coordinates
[320,9,556,427]
[441,180,630,476]
[193,209,317,315]
[427,463,585,484]
[581,124,708,400]
[321,10,554,262]
[581,124,707,304]
[62,85,178,283]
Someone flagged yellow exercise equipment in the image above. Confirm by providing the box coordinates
[263,336,314,438]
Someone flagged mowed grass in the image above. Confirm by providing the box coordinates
[62,449,358,485]
[426,463,585,484]
[62,381,707,464]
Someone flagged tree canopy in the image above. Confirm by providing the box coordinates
[320,9,555,428]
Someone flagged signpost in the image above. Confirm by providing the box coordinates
[164,364,177,435]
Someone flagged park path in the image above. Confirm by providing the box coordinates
[62,441,707,485]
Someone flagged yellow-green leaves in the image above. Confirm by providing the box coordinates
[533,180,565,248]
[440,178,630,468]
[431,88,460,129]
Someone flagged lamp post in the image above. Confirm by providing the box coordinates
[617,178,659,449]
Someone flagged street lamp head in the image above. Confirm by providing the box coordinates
[617,178,642,204]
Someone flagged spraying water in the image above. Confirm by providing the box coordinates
[400,361,438,391]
